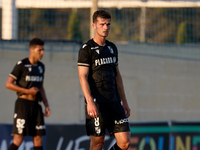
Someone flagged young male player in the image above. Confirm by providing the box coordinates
[5,38,51,150]
[78,10,131,150]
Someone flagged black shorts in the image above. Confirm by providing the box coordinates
[85,101,130,136]
[12,98,46,136]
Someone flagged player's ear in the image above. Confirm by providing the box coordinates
[29,47,33,52]
[92,23,96,30]
[29,46,35,54]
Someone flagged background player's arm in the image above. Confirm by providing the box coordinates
[40,82,51,117]
[116,66,131,118]
[5,76,39,95]
[78,66,98,118]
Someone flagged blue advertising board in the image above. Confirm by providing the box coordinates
[0,124,46,150]
[1,121,200,150]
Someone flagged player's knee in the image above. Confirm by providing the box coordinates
[96,142,104,150]
[117,138,130,150]
[90,139,105,150]
[34,136,42,141]
[121,140,131,150]
[124,140,131,149]
[33,136,43,146]
[13,135,24,146]
[112,141,130,150]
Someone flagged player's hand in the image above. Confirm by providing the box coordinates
[44,107,51,117]
[27,87,39,95]
[123,102,131,118]
[87,102,98,118]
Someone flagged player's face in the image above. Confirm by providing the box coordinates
[94,17,111,38]
[31,45,44,60]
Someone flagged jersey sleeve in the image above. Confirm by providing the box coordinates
[77,44,91,67]
[9,60,23,80]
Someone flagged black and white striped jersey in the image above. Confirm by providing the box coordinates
[78,39,121,103]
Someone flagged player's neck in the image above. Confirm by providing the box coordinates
[93,36,106,46]
[28,56,38,65]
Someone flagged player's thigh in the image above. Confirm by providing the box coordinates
[90,135,105,146]
[85,103,106,136]
[12,98,29,135]
[13,134,24,146]
[33,135,43,146]
[33,104,46,136]
[107,101,130,135]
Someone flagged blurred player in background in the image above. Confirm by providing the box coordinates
[78,10,131,150]
[5,38,51,150]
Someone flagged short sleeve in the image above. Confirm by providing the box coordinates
[77,44,91,67]
[9,60,23,80]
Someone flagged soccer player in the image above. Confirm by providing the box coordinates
[5,38,51,150]
[78,10,131,150]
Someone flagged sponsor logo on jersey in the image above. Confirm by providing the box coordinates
[95,49,100,54]
[25,76,43,82]
[108,46,114,54]
[91,46,99,50]
[95,57,116,66]
[91,46,100,54]
[114,118,128,125]
[28,67,32,72]
[36,125,46,130]
[25,64,32,67]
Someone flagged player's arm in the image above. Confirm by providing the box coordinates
[78,66,98,118]
[40,82,50,117]
[5,76,38,95]
[115,66,131,118]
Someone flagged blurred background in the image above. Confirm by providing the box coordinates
[0,0,200,149]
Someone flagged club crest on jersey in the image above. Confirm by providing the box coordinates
[95,126,101,135]
[108,46,114,54]
[38,66,43,73]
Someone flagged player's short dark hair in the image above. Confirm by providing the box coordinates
[29,38,44,48]
[93,10,111,23]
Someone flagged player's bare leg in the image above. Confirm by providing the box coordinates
[7,134,24,150]
[33,135,43,150]
[112,132,131,150]
[13,134,24,146]
[90,135,105,150]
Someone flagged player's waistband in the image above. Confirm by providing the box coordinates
[16,98,40,104]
